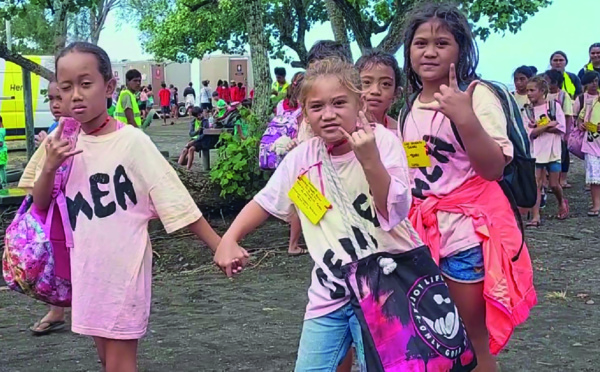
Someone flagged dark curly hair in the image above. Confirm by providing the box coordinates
[403,2,479,94]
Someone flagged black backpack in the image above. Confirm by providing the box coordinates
[399,81,537,261]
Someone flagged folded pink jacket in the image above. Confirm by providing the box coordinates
[409,176,537,355]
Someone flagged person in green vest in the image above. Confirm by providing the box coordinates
[271,67,289,105]
[0,115,7,189]
[550,51,582,98]
[114,69,142,127]
[578,43,600,80]
[178,106,209,170]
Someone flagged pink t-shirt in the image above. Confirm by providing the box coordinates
[579,97,600,157]
[254,125,422,319]
[573,93,599,117]
[399,84,513,258]
[20,126,202,339]
[524,102,566,163]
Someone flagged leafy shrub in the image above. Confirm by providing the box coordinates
[209,106,270,199]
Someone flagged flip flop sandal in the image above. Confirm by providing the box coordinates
[526,221,541,228]
[557,199,570,220]
[562,183,573,189]
[30,320,66,336]
[288,248,308,257]
[588,210,600,217]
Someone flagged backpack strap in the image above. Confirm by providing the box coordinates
[523,104,535,124]
[548,99,557,121]
[275,100,286,116]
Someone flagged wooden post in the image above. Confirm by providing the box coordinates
[22,70,35,160]
[201,148,210,171]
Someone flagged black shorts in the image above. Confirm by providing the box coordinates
[186,138,204,152]
[161,106,170,114]
[201,102,213,111]
[139,102,147,110]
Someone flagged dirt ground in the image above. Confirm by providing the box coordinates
[1,121,600,371]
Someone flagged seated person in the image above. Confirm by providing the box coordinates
[178,107,210,170]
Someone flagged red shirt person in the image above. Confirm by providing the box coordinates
[230,80,240,102]
[158,83,172,125]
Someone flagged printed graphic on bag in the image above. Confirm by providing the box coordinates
[344,248,476,372]
[408,274,468,360]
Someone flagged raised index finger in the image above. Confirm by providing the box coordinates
[449,63,458,90]
[358,111,375,134]
[54,117,65,140]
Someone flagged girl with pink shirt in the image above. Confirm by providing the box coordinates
[574,71,600,215]
[22,42,228,372]
[214,59,476,371]
[524,75,569,226]
[399,3,536,371]
[573,71,600,116]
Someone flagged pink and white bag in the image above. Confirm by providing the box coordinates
[2,117,80,307]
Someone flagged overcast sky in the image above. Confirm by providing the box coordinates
[99,0,600,84]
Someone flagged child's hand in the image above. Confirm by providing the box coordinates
[422,63,478,125]
[35,131,48,147]
[44,120,82,172]
[286,138,299,152]
[546,121,558,129]
[339,111,380,166]
[214,237,250,277]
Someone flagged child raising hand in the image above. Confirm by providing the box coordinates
[215,59,447,371]
[20,42,236,372]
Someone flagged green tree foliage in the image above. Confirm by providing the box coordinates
[130,0,326,66]
[0,0,120,79]
[330,0,552,54]
[209,106,269,199]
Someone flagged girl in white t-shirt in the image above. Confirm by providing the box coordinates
[215,58,421,371]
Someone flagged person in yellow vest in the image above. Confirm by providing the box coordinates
[578,43,600,80]
[271,67,289,105]
[115,69,142,127]
[550,51,582,99]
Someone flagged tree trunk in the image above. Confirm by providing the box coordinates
[0,43,54,80]
[52,3,69,53]
[324,0,351,62]
[376,13,405,55]
[244,0,272,125]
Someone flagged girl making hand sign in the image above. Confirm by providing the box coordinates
[21,42,226,372]
[399,3,536,371]
[214,59,422,371]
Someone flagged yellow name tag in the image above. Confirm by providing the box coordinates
[585,122,598,133]
[537,117,550,127]
[404,140,431,168]
[288,175,332,224]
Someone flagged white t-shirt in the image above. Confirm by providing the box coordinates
[200,87,211,104]
[254,125,422,319]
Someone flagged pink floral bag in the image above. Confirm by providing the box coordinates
[2,117,80,307]
[568,102,594,160]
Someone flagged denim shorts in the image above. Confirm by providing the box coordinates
[439,245,485,283]
[535,161,561,173]
[295,303,366,372]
